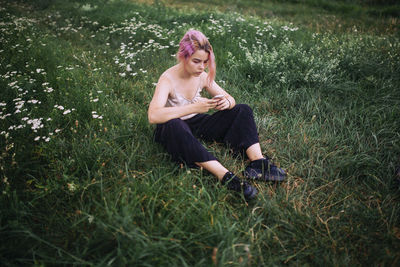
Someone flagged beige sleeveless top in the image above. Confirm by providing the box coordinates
[166,86,203,120]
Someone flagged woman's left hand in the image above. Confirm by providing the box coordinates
[215,97,230,110]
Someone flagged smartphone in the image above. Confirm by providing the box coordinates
[212,94,224,99]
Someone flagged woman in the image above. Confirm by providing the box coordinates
[148,29,285,200]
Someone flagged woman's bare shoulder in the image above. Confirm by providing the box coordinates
[159,65,177,84]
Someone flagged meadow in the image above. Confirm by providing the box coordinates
[1,0,400,265]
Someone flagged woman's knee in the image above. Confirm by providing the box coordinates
[164,118,184,127]
[232,104,253,115]
[163,118,191,134]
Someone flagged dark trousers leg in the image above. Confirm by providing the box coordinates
[188,104,260,156]
[154,118,217,167]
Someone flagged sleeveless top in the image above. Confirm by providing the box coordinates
[166,85,203,120]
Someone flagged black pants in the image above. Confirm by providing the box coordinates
[154,104,259,168]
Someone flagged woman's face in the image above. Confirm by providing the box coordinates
[185,49,209,76]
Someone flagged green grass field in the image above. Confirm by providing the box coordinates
[1,0,399,265]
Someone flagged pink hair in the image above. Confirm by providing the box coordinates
[177,30,216,87]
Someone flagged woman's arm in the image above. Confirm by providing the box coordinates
[203,74,236,110]
[148,75,217,124]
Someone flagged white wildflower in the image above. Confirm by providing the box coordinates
[27,99,40,104]
[67,182,77,192]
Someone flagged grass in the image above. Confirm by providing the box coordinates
[142,0,400,35]
[1,0,400,265]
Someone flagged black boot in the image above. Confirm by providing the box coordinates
[221,172,258,200]
[244,157,286,182]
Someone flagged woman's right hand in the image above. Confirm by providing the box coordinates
[193,97,218,113]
